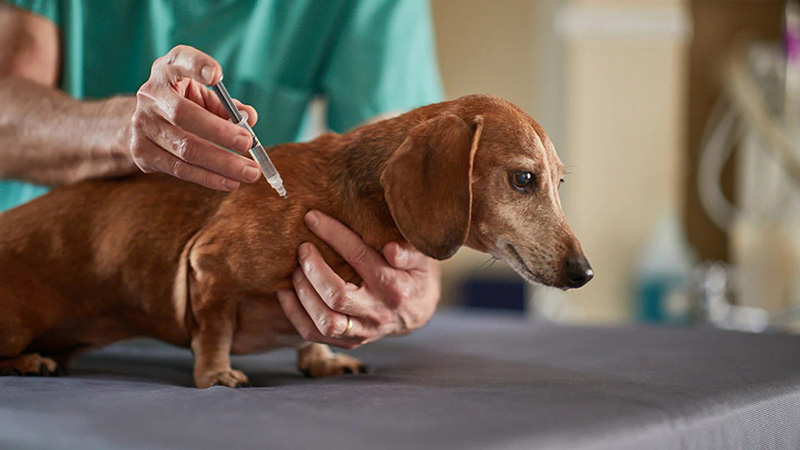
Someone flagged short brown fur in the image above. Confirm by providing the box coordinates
[0,95,591,387]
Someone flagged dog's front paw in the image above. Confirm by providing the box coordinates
[299,353,369,378]
[195,369,250,388]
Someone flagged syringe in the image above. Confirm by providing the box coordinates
[210,80,287,198]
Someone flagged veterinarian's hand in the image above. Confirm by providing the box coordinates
[130,45,262,191]
[277,210,441,349]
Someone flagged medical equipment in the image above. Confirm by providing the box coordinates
[210,80,287,198]
[697,30,800,332]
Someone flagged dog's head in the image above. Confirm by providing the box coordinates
[381,95,592,289]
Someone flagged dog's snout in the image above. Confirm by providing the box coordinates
[564,254,593,288]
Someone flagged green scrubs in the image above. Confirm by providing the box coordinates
[1,0,443,211]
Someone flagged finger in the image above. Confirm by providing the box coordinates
[276,289,328,343]
[151,93,253,154]
[291,268,367,341]
[199,86,259,127]
[382,241,431,271]
[235,101,258,127]
[154,45,222,86]
[145,115,261,183]
[304,210,393,286]
[277,286,364,349]
[297,242,384,322]
[131,136,240,191]
[217,100,258,128]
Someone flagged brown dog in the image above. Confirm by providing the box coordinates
[0,94,592,387]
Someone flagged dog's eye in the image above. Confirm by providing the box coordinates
[509,171,535,192]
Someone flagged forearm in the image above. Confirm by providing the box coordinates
[0,76,137,186]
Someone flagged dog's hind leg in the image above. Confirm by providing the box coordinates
[0,258,66,377]
[0,353,61,376]
[297,343,369,377]
[187,242,250,389]
[189,289,250,388]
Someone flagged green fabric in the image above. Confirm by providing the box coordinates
[1,0,443,211]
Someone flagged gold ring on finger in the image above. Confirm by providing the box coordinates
[341,315,353,338]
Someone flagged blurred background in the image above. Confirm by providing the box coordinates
[421,0,800,333]
[6,0,799,332]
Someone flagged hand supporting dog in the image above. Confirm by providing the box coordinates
[277,211,441,349]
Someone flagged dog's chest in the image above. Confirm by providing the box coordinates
[230,294,305,353]
[227,261,362,354]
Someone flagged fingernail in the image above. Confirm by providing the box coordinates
[234,134,251,152]
[298,242,310,259]
[222,179,239,191]
[305,211,319,228]
[201,65,214,84]
[293,268,303,283]
[243,165,260,183]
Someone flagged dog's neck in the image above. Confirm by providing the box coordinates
[258,132,399,249]
[326,130,410,247]
[262,106,444,251]
[329,107,456,248]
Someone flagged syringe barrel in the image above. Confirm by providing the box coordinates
[210,79,288,198]
[237,118,283,189]
[249,146,279,178]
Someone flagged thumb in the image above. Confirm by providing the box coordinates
[382,242,428,271]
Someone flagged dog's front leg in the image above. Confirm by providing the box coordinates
[190,290,249,389]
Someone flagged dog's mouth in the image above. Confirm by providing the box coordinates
[501,243,547,286]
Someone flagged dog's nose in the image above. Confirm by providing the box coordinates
[564,254,593,288]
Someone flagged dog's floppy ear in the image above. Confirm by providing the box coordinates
[381,113,484,260]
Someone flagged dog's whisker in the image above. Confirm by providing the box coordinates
[474,256,497,273]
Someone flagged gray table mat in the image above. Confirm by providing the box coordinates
[1,310,800,450]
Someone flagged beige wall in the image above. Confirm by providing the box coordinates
[560,38,688,322]
[431,0,539,113]
[431,0,689,322]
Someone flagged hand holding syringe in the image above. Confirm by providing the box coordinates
[210,80,287,198]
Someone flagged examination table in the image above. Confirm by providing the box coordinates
[1,310,799,449]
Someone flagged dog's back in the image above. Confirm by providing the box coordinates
[0,174,225,356]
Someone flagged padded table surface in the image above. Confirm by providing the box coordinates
[2,310,800,450]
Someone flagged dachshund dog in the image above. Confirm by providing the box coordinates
[0,94,592,387]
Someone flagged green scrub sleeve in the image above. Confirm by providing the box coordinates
[5,0,60,24]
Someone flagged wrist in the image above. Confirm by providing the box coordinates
[100,95,136,157]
